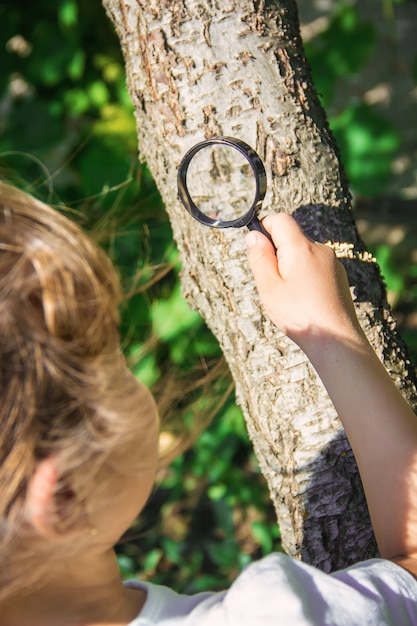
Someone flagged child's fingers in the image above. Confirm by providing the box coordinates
[245,213,306,293]
[262,213,309,254]
[246,213,308,282]
[246,228,281,302]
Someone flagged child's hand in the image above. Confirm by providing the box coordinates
[246,213,361,353]
[249,213,417,567]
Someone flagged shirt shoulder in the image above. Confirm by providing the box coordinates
[125,578,224,624]
[126,553,417,625]
[221,554,417,625]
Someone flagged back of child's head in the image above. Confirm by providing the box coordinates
[0,183,155,600]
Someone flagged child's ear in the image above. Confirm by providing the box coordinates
[26,456,87,539]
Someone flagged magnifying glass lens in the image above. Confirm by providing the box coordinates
[185,144,257,223]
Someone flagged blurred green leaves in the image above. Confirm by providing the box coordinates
[304,1,416,328]
[305,2,401,197]
[331,103,400,195]
[0,0,135,198]
[372,244,405,299]
[58,0,79,30]
[152,284,201,343]
[305,3,376,108]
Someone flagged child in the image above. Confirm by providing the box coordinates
[0,182,416,625]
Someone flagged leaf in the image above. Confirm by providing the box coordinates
[58,0,78,29]
[67,48,85,80]
[152,284,201,341]
[304,3,376,107]
[162,537,184,566]
[373,244,405,296]
[143,548,163,574]
[330,103,400,195]
[117,554,136,578]
[132,352,160,387]
[87,80,110,108]
[206,538,239,567]
[251,520,274,554]
[207,483,227,501]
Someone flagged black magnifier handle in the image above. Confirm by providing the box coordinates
[247,217,273,240]
[178,136,276,250]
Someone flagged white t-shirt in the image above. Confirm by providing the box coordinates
[125,553,417,625]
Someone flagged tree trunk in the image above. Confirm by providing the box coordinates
[103,0,417,572]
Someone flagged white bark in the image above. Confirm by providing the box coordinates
[103,0,417,571]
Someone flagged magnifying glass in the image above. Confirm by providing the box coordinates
[177,136,274,247]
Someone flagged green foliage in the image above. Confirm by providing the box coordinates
[372,244,405,297]
[304,1,416,335]
[304,2,401,197]
[366,234,417,360]
[331,103,400,196]
[0,0,135,200]
[305,3,376,108]
[400,262,417,359]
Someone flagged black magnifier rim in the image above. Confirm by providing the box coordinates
[177,136,267,229]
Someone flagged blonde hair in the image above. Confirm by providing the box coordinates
[0,183,156,600]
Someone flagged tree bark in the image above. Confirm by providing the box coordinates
[103,0,417,572]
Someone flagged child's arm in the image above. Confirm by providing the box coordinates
[246,213,417,571]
